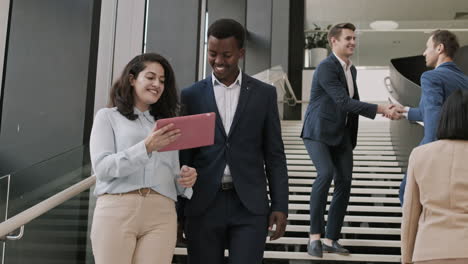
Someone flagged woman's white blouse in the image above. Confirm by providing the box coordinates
[90,107,192,201]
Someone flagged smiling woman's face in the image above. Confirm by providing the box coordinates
[131,62,165,111]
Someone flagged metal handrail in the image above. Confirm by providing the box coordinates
[282,74,304,106]
[0,175,96,240]
[253,65,308,106]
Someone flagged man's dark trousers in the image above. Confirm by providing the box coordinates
[185,188,268,264]
[303,129,353,240]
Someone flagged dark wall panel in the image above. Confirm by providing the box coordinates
[271,0,289,73]
[205,0,246,76]
[146,0,200,89]
[0,1,98,263]
[207,0,246,30]
[0,0,96,175]
[454,45,468,75]
[286,0,304,120]
[245,0,272,75]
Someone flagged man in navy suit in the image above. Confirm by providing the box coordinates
[179,19,288,264]
[300,23,401,258]
[399,30,468,204]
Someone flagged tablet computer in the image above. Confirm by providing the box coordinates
[155,112,216,152]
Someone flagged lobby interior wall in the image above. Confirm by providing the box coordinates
[285,0,304,120]
[203,0,247,78]
[145,0,201,90]
[244,0,272,75]
[245,0,290,76]
[145,0,294,116]
[0,0,99,206]
[0,0,9,96]
[271,0,289,74]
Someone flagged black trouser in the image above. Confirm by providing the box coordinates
[399,173,407,206]
[185,188,268,264]
[303,132,353,240]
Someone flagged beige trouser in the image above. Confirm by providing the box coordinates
[90,192,177,264]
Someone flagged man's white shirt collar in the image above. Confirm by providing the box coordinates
[212,68,243,88]
[333,52,353,71]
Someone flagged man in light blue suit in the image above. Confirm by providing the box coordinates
[399,30,468,204]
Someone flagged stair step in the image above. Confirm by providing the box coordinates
[174,248,401,262]
[287,160,401,167]
[289,195,400,204]
[288,214,402,223]
[289,203,402,213]
[282,136,393,141]
[287,154,398,161]
[284,140,393,146]
[286,145,396,151]
[288,165,403,173]
[288,187,399,195]
[283,225,400,235]
[288,171,404,180]
[286,149,398,156]
[289,179,401,187]
[267,237,400,247]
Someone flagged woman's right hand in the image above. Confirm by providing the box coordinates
[144,123,181,153]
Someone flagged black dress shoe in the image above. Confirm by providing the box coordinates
[307,239,323,258]
[322,240,350,255]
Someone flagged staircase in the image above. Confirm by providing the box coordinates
[269,120,402,263]
[174,119,403,263]
[2,120,403,264]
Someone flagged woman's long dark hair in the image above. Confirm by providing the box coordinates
[109,53,179,120]
[437,89,468,140]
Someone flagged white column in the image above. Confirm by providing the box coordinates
[198,0,207,81]
[93,0,146,114]
[113,0,146,81]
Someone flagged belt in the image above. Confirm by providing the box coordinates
[221,182,234,191]
[106,188,159,197]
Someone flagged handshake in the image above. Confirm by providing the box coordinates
[377,104,407,120]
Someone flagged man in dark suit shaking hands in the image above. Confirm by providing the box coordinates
[301,23,402,258]
[180,18,288,264]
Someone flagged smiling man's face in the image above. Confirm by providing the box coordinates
[207,35,245,86]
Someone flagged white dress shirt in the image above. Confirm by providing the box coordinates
[90,107,192,200]
[403,106,410,119]
[212,70,242,183]
[334,52,355,98]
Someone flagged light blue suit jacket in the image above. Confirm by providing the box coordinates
[408,62,468,145]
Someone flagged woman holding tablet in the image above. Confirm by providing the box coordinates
[89,53,197,264]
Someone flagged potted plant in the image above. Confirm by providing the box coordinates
[304,24,331,68]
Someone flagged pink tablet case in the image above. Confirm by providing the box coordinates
[155,112,216,152]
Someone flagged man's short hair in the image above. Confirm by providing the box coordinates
[327,23,356,45]
[207,18,245,49]
[431,30,460,58]
[437,89,468,140]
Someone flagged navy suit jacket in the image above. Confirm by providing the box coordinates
[408,62,468,145]
[180,73,288,217]
[301,54,378,149]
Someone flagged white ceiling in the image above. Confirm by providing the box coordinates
[304,0,468,66]
[305,0,468,30]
